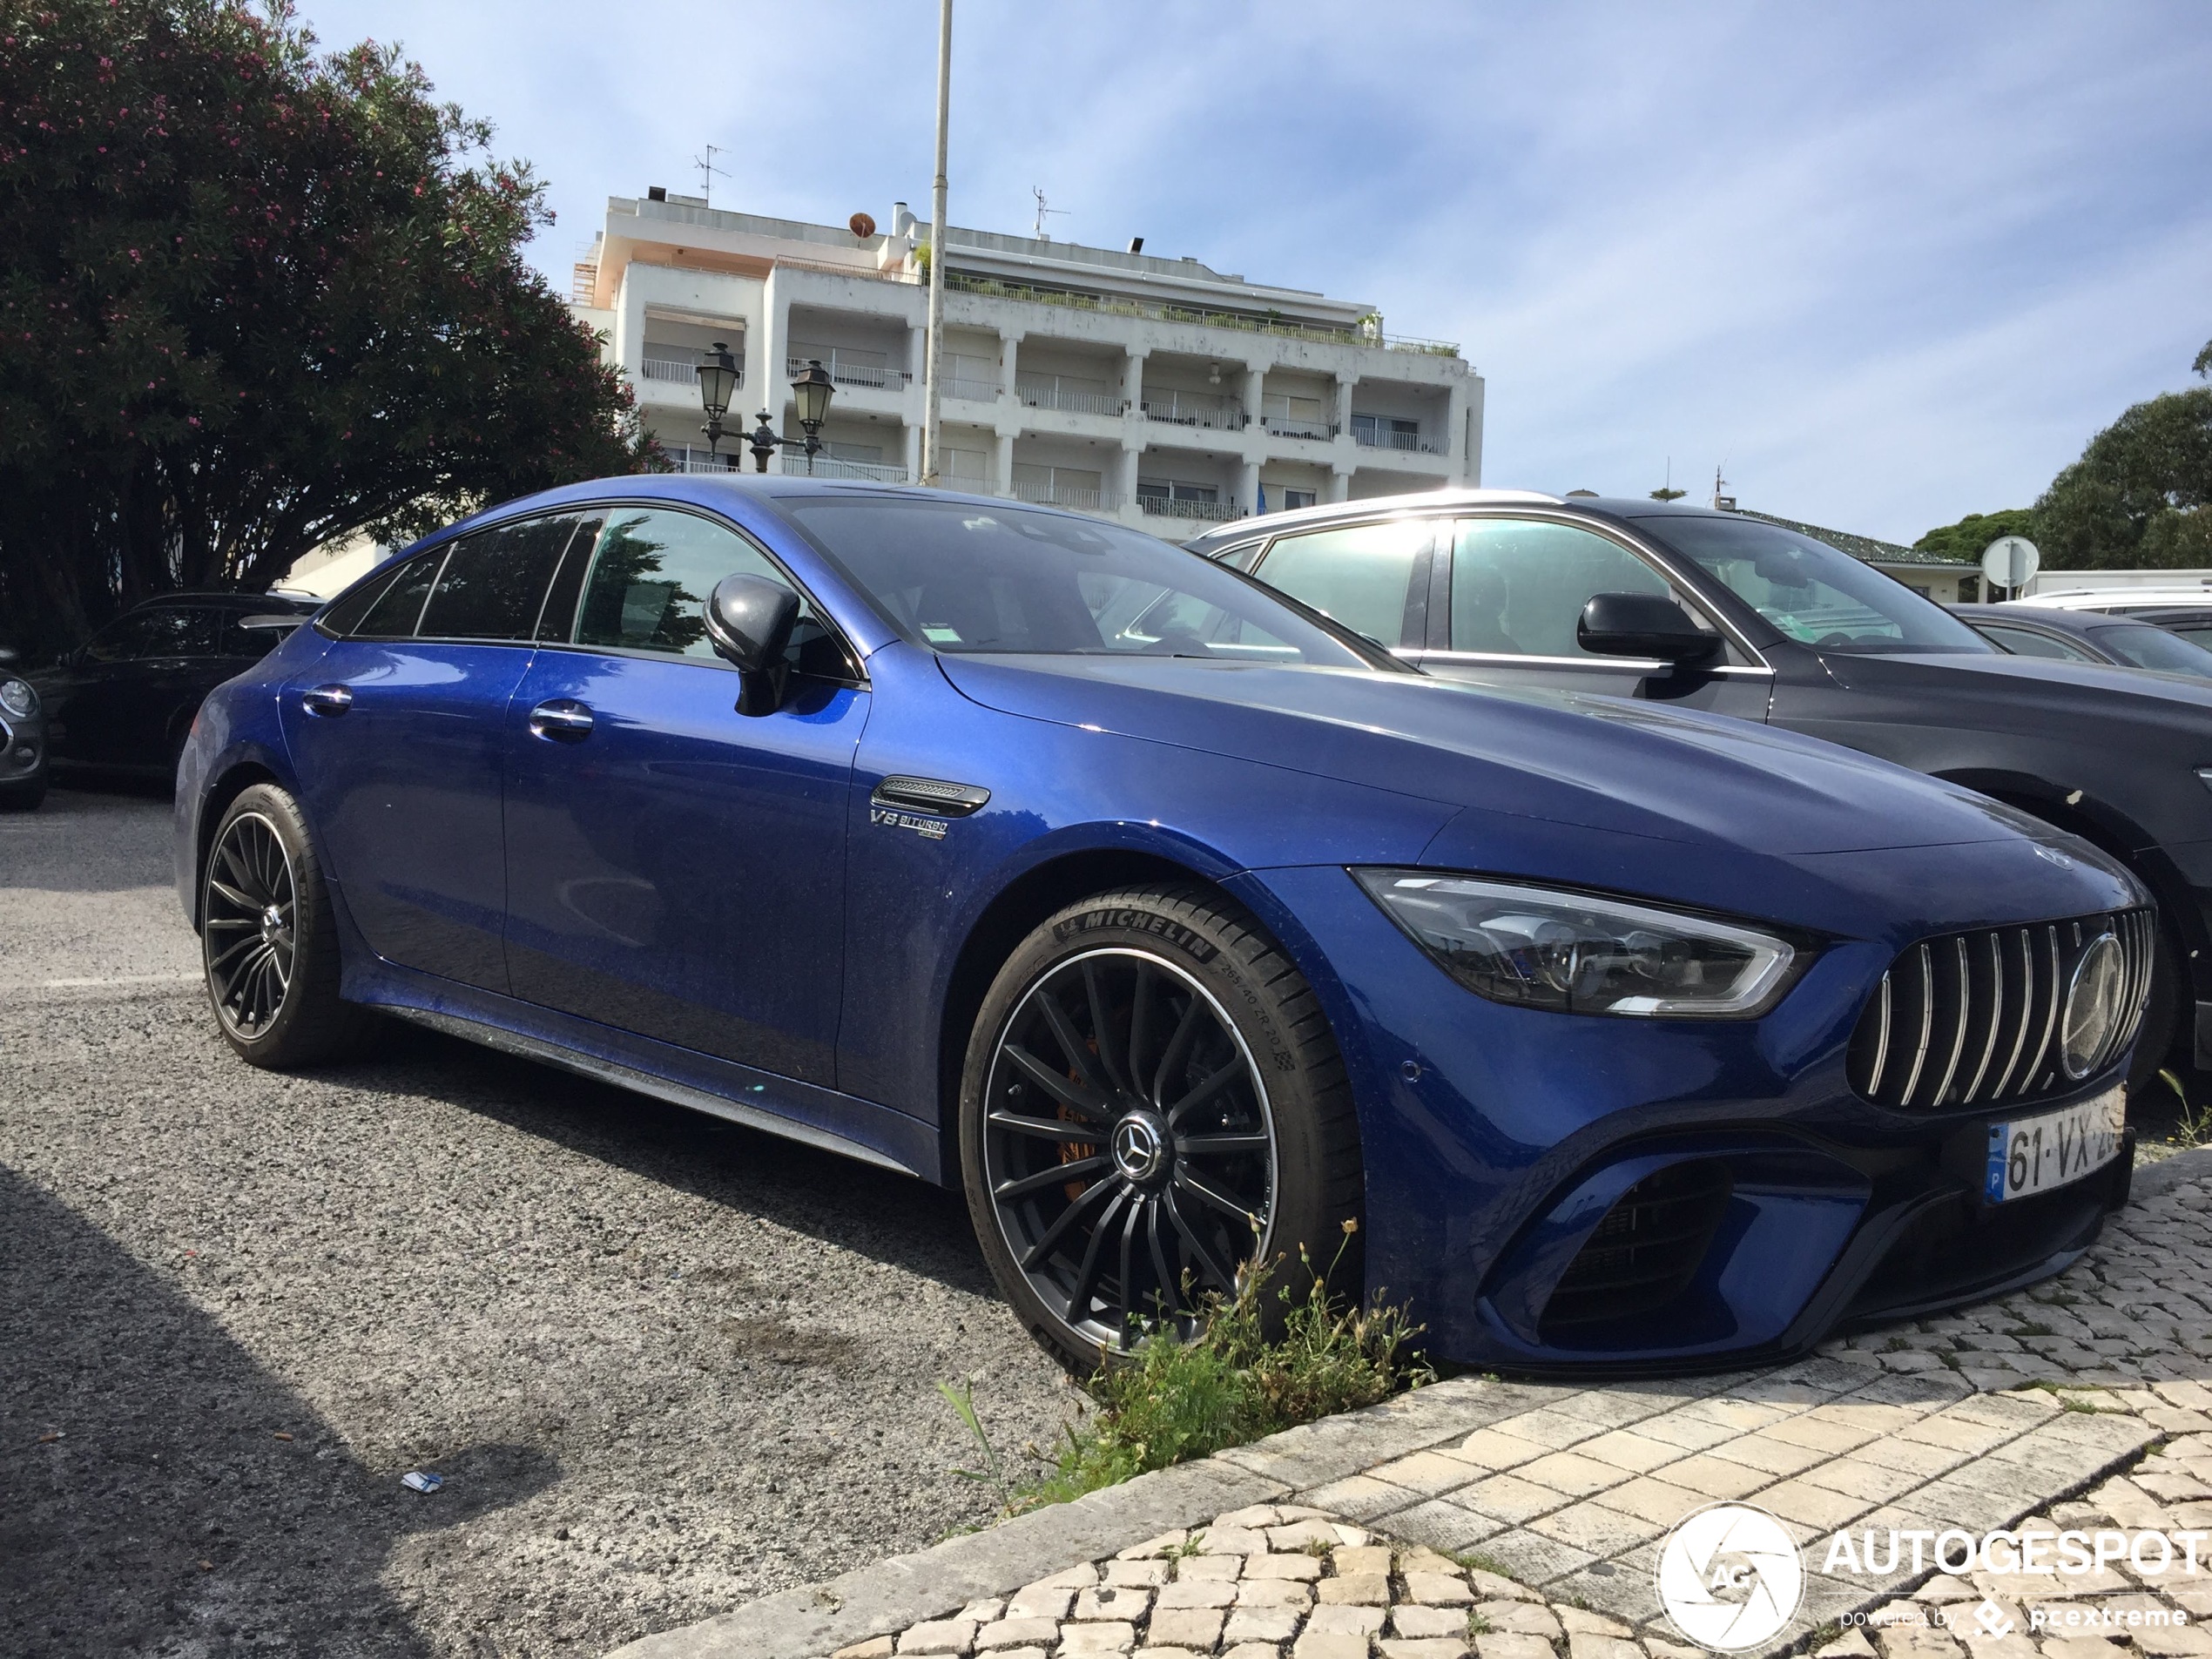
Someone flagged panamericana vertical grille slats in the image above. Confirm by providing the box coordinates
[1846,909,2153,1109]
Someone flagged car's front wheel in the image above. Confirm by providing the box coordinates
[201,783,368,1068]
[959,884,1364,1371]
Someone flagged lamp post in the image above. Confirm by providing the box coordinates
[696,341,741,466]
[746,359,838,474]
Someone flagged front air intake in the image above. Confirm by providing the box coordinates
[1538,1161,1734,1335]
[1845,910,2154,1110]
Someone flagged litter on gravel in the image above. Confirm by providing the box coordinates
[400,1471,445,1494]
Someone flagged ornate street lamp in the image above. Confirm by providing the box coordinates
[747,359,838,474]
[696,341,741,465]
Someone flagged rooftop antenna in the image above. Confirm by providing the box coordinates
[693,143,729,208]
[1711,461,1736,511]
[1031,186,1069,240]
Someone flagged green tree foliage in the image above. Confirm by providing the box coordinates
[2033,341,2212,571]
[0,0,658,654]
[1912,508,2037,562]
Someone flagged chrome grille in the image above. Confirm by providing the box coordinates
[1846,910,2155,1109]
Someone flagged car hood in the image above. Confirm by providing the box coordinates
[1822,649,2212,723]
[938,655,2031,855]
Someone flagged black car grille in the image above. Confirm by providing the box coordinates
[1846,910,2154,1110]
[1539,1160,1733,1335]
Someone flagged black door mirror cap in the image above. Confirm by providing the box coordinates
[1577,591,1725,665]
[705,573,801,716]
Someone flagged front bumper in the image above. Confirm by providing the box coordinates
[0,707,45,785]
[1238,856,2143,1372]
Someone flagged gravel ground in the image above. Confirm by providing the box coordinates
[0,787,1078,1657]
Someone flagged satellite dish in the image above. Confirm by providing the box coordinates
[849,212,877,239]
[1981,535,2040,596]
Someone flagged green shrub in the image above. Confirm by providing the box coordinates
[946,1230,1431,1517]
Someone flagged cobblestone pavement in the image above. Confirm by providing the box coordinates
[754,1168,2212,1659]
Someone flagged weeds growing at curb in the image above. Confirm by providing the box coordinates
[941,1226,1430,1518]
[2161,1069,2212,1150]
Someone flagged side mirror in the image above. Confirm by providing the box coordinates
[705,573,801,717]
[1577,591,1724,665]
[238,614,308,634]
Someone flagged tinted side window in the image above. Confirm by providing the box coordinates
[418,515,586,641]
[83,605,215,663]
[349,551,444,638]
[1253,521,1430,649]
[1978,624,2094,663]
[317,561,407,637]
[572,508,857,678]
[1452,519,1669,657]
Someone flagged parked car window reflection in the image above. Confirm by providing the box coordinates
[1647,516,1991,654]
[776,496,1376,667]
[1253,521,1430,649]
[572,508,835,671]
[1978,624,2094,662]
[83,604,215,662]
[418,515,586,642]
[2087,622,2212,677]
[1452,519,1671,657]
[348,551,444,638]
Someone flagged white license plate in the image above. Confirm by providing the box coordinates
[1985,1086,2126,1203]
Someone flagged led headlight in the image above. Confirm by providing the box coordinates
[1355,870,1803,1018]
[0,678,34,719]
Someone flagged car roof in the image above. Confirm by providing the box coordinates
[1182,487,1568,552]
[2006,588,2212,611]
[1950,604,2118,633]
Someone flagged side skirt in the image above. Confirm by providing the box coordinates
[347,961,941,1182]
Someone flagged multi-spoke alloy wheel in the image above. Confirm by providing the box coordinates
[984,948,1277,1346]
[199,782,368,1068]
[205,812,296,1038]
[961,885,1365,1370]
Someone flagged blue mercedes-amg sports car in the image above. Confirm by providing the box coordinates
[176,475,2152,1372]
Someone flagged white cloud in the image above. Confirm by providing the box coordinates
[298,0,2212,542]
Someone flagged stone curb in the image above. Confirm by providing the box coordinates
[603,1375,1530,1658]
[2131,1140,2212,1199]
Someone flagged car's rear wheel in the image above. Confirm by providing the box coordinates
[202,783,368,1068]
[959,884,1363,1371]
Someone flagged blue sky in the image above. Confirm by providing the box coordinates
[301,0,2212,543]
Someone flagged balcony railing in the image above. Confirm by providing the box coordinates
[1016,375,1124,417]
[639,354,743,388]
[936,376,1001,403]
[787,353,912,392]
[1140,391,1247,432]
[1353,428,1447,456]
[1264,415,1337,442]
[1010,478,1116,511]
[940,271,1460,357]
[777,451,910,483]
[664,446,743,474]
[1138,496,1241,522]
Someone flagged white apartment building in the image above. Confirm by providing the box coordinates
[570,191,1482,539]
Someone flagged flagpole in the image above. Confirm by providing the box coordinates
[921,0,952,488]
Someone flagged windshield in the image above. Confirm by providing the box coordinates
[772,495,1389,669]
[1639,516,1993,655]
[2088,622,2212,677]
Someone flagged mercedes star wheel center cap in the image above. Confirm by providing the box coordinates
[1110,1112,1169,1184]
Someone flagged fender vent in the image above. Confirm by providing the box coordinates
[1539,1161,1733,1336]
[1845,910,2154,1110]
[871,775,991,817]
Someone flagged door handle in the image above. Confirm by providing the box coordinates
[529,698,594,743]
[300,684,353,718]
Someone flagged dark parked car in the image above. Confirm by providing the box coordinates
[34,591,323,777]
[175,475,2151,1372]
[1952,603,2212,680]
[0,646,49,810]
[2132,608,2212,655]
[1186,491,2212,1086]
